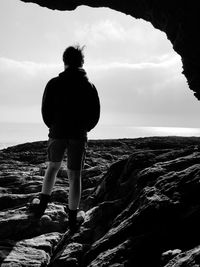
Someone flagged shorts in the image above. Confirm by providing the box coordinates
[47,138,87,170]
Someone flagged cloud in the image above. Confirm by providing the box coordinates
[0,57,60,76]
[0,57,62,107]
[1,1,199,134]
[86,54,181,70]
[74,20,126,45]
[86,55,200,128]
[0,105,42,123]
[1,55,200,128]
[74,18,174,65]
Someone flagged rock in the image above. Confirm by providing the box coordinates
[40,214,52,225]
[0,193,37,210]
[0,203,67,240]
[52,242,84,267]
[1,137,200,266]
[161,249,182,265]
[87,240,131,267]
[164,246,200,267]
[0,232,61,266]
[51,187,68,204]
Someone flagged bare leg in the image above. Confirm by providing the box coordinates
[68,169,81,210]
[42,161,62,195]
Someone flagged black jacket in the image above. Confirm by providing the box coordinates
[42,67,100,139]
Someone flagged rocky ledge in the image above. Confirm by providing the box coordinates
[1,136,200,266]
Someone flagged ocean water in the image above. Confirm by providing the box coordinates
[0,122,48,149]
[0,122,200,149]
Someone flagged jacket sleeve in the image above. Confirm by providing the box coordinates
[41,79,55,128]
[86,83,100,132]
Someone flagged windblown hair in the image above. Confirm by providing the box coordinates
[63,45,85,68]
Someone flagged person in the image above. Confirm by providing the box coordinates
[30,45,100,232]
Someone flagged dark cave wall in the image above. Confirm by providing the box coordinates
[20,0,200,100]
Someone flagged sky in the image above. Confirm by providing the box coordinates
[0,0,200,141]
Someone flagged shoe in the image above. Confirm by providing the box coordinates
[64,207,85,233]
[28,194,50,218]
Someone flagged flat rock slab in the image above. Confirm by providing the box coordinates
[0,204,68,240]
[0,233,61,266]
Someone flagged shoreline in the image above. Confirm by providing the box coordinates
[1,135,200,151]
[1,122,200,150]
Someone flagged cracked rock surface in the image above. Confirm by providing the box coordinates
[1,137,200,266]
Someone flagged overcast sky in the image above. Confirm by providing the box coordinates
[1,0,200,139]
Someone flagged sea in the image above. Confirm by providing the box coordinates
[1,122,200,150]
